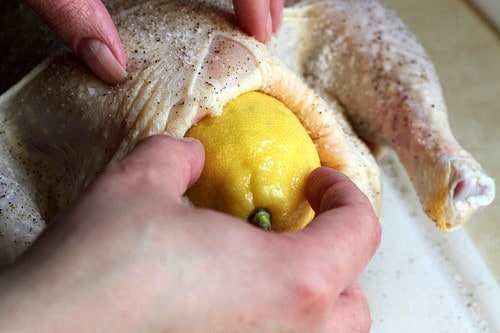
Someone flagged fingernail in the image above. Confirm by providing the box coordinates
[77,38,127,85]
[179,137,200,145]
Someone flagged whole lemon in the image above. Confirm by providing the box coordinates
[186,91,321,232]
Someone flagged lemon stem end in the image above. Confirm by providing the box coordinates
[250,209,272,231]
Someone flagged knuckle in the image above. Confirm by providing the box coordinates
[331,286,371,333]
[104,154,159,191]
[49,1,87,30]
[35,0,94,49]
[100,135,192,198]
[289,267,334,318]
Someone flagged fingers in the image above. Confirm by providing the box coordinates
[28,0,284,82]
[104,136,205,202]
[328,282,372,332]
[232,0,284,43]
[26,0,127,85]
[269,0,284,33]
[297,167,381,294]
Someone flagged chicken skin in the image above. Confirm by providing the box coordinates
[0,0,495,265]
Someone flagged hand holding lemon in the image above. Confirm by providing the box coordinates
[0,135,380,332]
[186,91,321,232]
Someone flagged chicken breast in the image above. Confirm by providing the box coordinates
[0,0,494,265]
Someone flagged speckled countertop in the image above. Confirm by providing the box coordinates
[359,0,499,331]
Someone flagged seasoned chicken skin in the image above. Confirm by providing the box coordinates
[273,0,494,230]
[0,0,495,265]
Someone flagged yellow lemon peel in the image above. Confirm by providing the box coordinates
[186,91,321,232]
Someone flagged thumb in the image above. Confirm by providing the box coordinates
[296,167,381,294]
[307,167,374,214]
[107,135,205,202]
[232,0,283,43]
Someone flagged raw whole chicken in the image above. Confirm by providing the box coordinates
[0,0,495,266]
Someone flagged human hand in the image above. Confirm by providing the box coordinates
[26,0,284,85]
[0,135,380,332]
[232,0,284,43]
[26,0,128,85]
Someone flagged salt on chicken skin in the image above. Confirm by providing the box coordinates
[0,0,495,266]
[273,0,495,231]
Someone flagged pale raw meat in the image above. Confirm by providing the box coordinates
[0,0,494,265]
